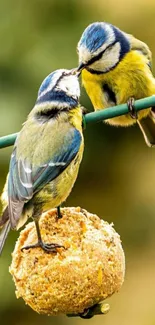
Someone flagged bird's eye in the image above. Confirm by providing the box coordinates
[105,45,113,53]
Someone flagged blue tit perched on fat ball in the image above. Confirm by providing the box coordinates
[77,22,155,147]
[0,69,84,254]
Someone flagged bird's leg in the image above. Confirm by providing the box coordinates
[57,205,62,219]
[21,219,64,253]
[127,97,138,119]
[127,97,155,147]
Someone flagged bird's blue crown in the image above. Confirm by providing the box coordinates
[78,22,130,58]
[36,69,80,108]
[78,22,109,53]
[38,71,57,97]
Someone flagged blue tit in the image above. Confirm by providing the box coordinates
[0,69,84,254]
[77,22,155,147]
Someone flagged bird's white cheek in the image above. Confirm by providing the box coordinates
[58,76,80,99]
[78,46,92,65]
[90,42,121,72]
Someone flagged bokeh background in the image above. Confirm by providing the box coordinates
[1,0,155,324]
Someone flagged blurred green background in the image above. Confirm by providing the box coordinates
[1,0,155,324]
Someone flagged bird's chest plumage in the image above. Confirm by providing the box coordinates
[82,51,155,126]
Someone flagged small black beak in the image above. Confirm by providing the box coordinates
[71,64,86,77]
[70,68,81,77]
[77,62,86,72]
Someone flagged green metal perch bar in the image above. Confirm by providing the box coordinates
[0,95,155,149]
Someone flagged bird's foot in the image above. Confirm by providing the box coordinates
[81,106,88,115]
[80,208,88,217]
[127,97,137,119]
[21,241,64,253]
[82,115,86,130]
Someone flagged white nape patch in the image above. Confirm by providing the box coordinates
[89,42,121,72]
[56,74,80,100]
[78,23,115,64]
[38,69,70,99]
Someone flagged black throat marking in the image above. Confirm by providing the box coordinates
[102,83,117,106]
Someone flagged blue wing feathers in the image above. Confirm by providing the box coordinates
[8,129,81,202]
[8,149,33,201]
[7,127,81,225]
[8,148,33,227]
[33,128,81,191]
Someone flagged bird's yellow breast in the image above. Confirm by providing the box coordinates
[82,51,155,126]
[68,105,83,131]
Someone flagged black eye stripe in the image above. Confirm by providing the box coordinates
[52,70,72,90]
[86,41,117,67]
